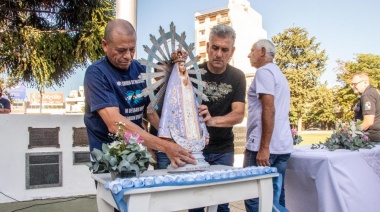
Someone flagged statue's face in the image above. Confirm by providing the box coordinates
[179,62,186,73]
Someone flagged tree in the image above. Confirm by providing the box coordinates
[272,27,328,131]
[0,0,114,98]
[305,84,337,130]
[335,54,380,121]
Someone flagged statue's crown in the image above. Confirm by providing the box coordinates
[171,49,188,63]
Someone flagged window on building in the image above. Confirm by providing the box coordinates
[199,19,205,24]
[200,53,206,58]
[210,16,216,21]
[199,41,206,47]
[221,13,228,18]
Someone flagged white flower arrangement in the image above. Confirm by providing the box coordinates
[90,122,155,177]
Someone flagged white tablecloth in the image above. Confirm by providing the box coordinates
[93,165,277,212]
[285,145,380,212]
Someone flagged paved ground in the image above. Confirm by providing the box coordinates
[0,195,246,212]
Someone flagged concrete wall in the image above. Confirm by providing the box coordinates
[0,114,95,203]
[0,114,248,203]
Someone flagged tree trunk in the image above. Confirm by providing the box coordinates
[297,115,302,132]
[39,90,42,113]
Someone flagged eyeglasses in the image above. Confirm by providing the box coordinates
[350,80,365,87]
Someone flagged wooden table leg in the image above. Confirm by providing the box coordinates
[206,205,218,212]
[96,193,114,212]
[258,178,273,212]
[96,182,117,212]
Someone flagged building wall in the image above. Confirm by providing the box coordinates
[194,0,267,75]
[228,0,267,74]
[0,115,248,204]
[0,114,95,203]
[9,86,85,114]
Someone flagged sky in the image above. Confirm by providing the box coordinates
[26,0,380,98]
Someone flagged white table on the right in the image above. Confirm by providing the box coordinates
[285,145,380,212]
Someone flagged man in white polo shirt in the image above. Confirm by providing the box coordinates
[244,39,293,212]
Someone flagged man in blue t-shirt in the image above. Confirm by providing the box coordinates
[84,19,196,168]
[0,88,11,114]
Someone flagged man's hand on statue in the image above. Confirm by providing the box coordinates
[166,142,196,168]
[198,105,212,124]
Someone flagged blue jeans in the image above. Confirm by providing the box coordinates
[189,152,234,212]
[243,149,291,212]
[153,150,171,170]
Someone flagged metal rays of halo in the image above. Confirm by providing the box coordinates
[138,22,209,113]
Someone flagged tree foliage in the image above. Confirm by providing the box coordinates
[272,27,328,130]
[305,84,337,129]
[335,54,380,121]
[0,0,114,91]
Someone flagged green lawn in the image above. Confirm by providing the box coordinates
[299,133,332,146]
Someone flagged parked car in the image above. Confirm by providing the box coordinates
[306,128,320,131]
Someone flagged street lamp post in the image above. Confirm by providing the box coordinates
[115,0,137,30]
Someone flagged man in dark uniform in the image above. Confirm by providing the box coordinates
[350,72,380,142]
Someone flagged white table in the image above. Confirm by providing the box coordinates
[92,165,278,212]
[285,145,380,212]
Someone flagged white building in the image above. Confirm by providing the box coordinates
[194,0,267,78]
[65,86,85,113]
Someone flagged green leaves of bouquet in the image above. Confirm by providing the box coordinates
[291,129,303,145]
[312,120,375,151]
[90,122,155,177]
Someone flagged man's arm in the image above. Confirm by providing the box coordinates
[146,109,160,130]
[0,99,11,114]
[256,94,274,166]
[360,92,377,131]
[0,108,10,114]
[97,107,196,168]
[361,115,375,131]
[199,102,245,127]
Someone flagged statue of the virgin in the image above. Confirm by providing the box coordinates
[158,49,208,152]
[138,23,210,172]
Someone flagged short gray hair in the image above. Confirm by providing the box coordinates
[209,24,236,46]
[255,39,276,59]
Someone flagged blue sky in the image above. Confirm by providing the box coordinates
[27,0,380,97]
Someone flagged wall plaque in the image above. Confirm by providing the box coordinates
[233,126,246,154]
[73,151,91,165]
[26,152,62,189]
[28,127,60,149]
[72,127,89,147]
